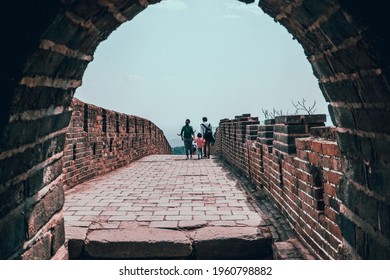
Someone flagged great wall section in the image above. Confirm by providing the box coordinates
[63,98,171,190]
[213,114,344,259]
[1,0,390,261]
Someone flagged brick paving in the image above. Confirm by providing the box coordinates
[64,154,314,259]
[64,155,264,230]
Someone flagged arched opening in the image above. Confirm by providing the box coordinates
[1,0,389,260]
[75,0,328,144]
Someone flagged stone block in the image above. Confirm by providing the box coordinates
[258,125,274,132]
[274,124,307,134]
[310,126,337,140]
[275,114,326,125]
[193,226,272,259]
[258,131,274,138]
[84,227,192,259]
[27,184,65,237]
[66,226,88,259]
[51,216,66,257]
[21,232,52,260]
[273,141,296,155]
[339,181,378,230]
[274,133,307,145]
[264,119,275,125]
[0,213,26,259]
[259,138,273,146]
[379,202,390,239]
[12,86,74,113]
[0,183,24,219]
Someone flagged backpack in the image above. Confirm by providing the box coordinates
[202,123,213,140]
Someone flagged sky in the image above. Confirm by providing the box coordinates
[74,0,330,146]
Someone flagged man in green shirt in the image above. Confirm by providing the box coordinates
[180,119,195,159]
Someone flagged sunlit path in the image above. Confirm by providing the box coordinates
[64,155,277,259]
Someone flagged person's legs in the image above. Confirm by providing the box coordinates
[204,139,211,158]
[184,139,192,158]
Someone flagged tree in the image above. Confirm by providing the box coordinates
[261,98,318,121]
[292,98,317,115]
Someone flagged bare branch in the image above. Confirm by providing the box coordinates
[292,98,317,115]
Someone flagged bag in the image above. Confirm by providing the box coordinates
[202,123,213,141]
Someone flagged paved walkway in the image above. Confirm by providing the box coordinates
[64,155,313,259]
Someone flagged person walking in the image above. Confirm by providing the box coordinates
[180,119,195,159]
[194,133,205,159]
[200,117,213,159]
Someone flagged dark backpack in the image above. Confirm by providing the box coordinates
[202,124,213,140]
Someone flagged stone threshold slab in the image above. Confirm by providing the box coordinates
[67,225,273,260]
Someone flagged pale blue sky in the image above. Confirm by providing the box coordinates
[75,0,329,146]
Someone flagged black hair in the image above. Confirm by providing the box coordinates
[185,119,190,124]
[202,117,207,122]
[197,132,202,137]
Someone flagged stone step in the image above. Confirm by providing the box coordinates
[67,226,273,260]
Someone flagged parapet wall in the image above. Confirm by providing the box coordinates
[216,114,343,259]
[62,98,171,190]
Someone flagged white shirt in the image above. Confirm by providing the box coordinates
[200,122,212,136]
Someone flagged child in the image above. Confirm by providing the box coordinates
[194,133,205,159]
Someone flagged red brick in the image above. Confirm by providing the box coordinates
[307,152,320,166]
[321,141,341,157]
[324,182,338,196]
[296,149,308,161]
[325,206,338,223]
[311,140,323,153]
[324,170,342,185]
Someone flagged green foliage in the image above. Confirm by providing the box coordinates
[172,146,185,155]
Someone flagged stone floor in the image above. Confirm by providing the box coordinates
[64,155,314,259]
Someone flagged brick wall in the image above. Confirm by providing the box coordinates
[217,114,344,259]
[62,98,171,190]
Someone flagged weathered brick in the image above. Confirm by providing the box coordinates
[0,134,66,185]
[4,110,70,149]
[27,184,65,237]
[339,181,378,229]
[51,216,66,256]
[274,124,308,134]
[21,232,52,260]
[323,170,342,185]
[307,151,320,166]
[321,141,341,157]
[0,183,24,219]
[11,86,73,114]
[320,10,360,47]
[0,213,26,259]
[339,213,356,248]
[379,202,390,239]
[325,206,339,223]
[24,50,88,79]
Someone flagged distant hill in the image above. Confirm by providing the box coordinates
[172,146,185,155]
[168,137,183,148]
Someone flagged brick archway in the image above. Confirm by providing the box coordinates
[1,0,389,259]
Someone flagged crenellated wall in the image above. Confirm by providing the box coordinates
[62,98,171,190]
[216,114,345,259]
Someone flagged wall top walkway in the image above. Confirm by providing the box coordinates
[64,155,313,260]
